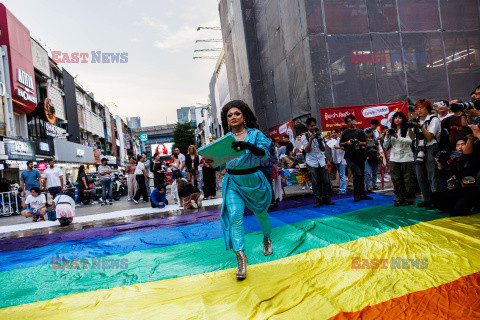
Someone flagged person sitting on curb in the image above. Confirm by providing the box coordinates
[20,187,47,222]
[150,186,167,208]
[174,172,203,209]
[52,193,76,226]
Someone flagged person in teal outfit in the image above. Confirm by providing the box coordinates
[219,100,273,280]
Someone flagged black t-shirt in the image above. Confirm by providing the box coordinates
[285,141,294,157]
[339,129,367,160]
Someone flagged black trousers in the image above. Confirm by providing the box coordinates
[134,175,148,201]
[346,158,366,197]
[432,187,480,216]
[307,165,330,200]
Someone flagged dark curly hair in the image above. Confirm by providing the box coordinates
[221,100,259,133]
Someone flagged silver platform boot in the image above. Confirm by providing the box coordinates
[263,236,273,256]
[235,250,248,280]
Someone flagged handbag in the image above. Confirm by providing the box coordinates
[47,210,56,221]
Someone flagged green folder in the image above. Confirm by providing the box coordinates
[198,134,246,167]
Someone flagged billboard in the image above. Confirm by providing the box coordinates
[139,134,148,142]
[319,102,409,131]
[151,142,173,156]
[268,120,294,143]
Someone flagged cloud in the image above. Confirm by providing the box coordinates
[140,17,220,52]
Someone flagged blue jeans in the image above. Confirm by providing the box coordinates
[336,163,347,193]
[365,160,378,189]
[101,179,113,202]
[198,170,203,190]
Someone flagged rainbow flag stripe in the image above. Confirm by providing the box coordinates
[0,194,479,319]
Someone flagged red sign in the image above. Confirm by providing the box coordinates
[37,163,47,171]
[0,4,37,114]
[268,120,294,142]
[319,102,408,131]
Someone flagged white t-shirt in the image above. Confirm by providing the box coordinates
[419,114,441,147]
[54,194,76,214]
[178,153,186,171]
[135,161,146,175]
[26,194,46,210]
[438,113,452,121]
[44,167,63,188]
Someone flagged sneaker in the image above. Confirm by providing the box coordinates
[109,200,113,205]
[101,202,107,206]
[133,199,139,204]
[190,200,198,209]
[302,186,306,190]
[309,186,312,190]
[197,195,204,208]
[127,198,132,201]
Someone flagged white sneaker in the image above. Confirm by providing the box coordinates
[127,198,132,201]
[101,202,106,206]
[197,195,204,208]
[309,186,312,190]
[190,200,198,208]
[302,186,306,190]
[133,199,139,204]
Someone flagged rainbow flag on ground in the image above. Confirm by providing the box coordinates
[0,194,479,319]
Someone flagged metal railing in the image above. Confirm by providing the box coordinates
[0,191,20,216]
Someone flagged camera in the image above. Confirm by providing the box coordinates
[447,177,460,190]
[450,100,480,113]
[388,128,396,136]
[350,138,360,151]
[406,118,419,129]
[433,150,450,161]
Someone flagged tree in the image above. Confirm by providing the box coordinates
[172,122,195,154]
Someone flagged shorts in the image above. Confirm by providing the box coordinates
[24,208,41,216]
[55,203,75,218]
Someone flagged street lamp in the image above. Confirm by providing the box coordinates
[197,27,221,31]
[195,39,222,45]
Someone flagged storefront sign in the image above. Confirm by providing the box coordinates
[45,122,61,137]
[3,138,35,161]
[35,139,54,157]
[37,162,47,171]
[319,102,408,131]
[268,120,294,143]
[139,134,148,142]
[53,138,95,163]
[0,4,37,114]
[93,149,102,164]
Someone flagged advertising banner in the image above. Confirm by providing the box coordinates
[151,142,173,156]
[319,101,408,131]
[268,120,294,142]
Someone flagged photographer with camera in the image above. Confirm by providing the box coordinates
[383,112,416,206]
[431,130,480,216]
[411,99,441,209]
[301,117,334,208]
[340,114,372,202]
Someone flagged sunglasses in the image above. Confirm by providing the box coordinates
[227,111,242,118]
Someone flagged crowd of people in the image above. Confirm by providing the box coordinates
[260,85,480,217]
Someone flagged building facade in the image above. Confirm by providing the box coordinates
[219,0,480,131]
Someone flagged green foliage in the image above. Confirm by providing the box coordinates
[172,122,195,154]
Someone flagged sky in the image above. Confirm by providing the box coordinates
[1,0,222,126]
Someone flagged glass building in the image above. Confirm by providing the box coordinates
[219,0,480,131]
